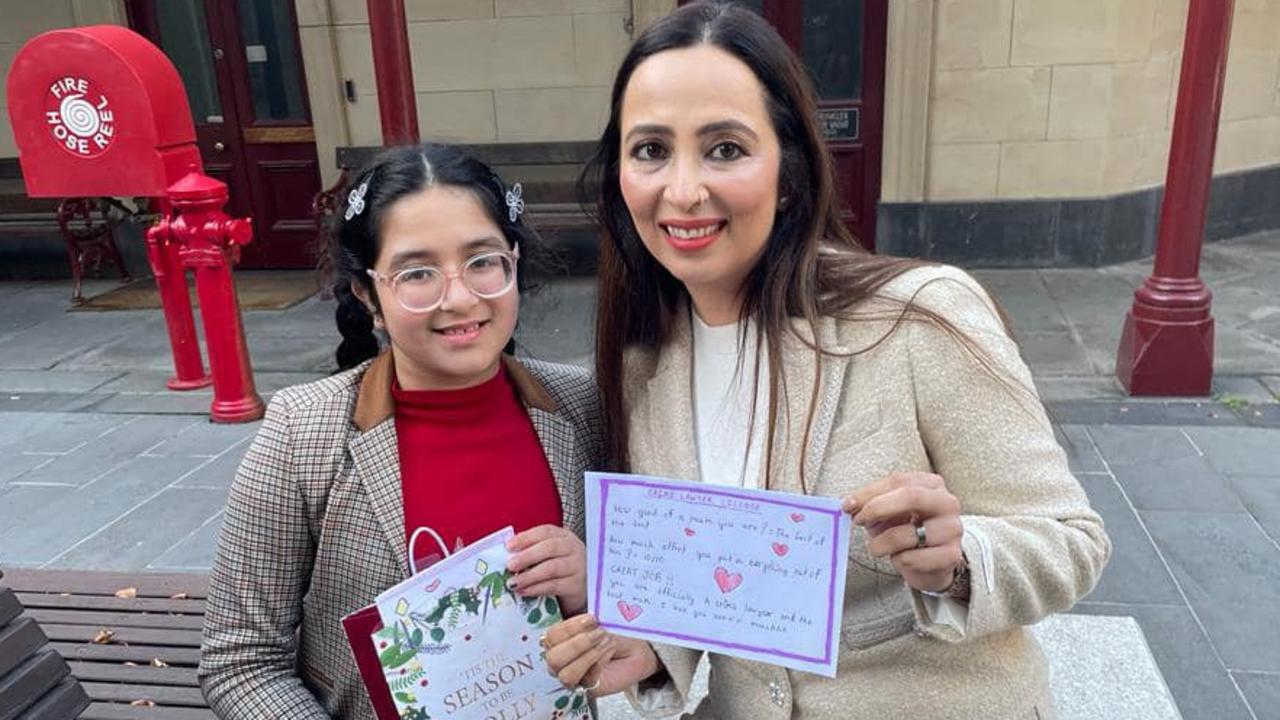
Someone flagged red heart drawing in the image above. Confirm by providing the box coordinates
[424,579,440,592]
[683,528,696,537]
[714,566,743,593]
[789,513,805,523]
[617,601,644,622]
[772,542,789,557]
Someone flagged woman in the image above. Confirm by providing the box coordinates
[199,144,605,719]
[543,3,1111,719]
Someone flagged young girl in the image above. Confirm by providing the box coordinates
[200,144,605,719]
[544,3,1110,718]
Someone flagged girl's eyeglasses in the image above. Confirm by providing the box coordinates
[366,247,518,314]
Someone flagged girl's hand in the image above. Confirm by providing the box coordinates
[506,525,588,615]
[843,472,966,595]
[542,614,660,696]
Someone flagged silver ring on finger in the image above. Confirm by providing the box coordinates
[915,523,928,548]
[578,677,602,695]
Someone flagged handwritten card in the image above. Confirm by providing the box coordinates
[585,472,851,677]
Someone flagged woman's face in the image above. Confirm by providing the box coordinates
[363,185,518,390]
[618,44,781,324]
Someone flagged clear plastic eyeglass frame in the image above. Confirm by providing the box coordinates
[365,244,520,314]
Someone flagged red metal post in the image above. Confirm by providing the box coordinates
[145,215,211,391]
[160,171,264,423]
[1116,0,1233,396]
[366,0,419,145]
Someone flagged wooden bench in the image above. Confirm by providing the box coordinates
[317,142,601,275]
[0,581,91,719]
[0,161,133,303]
[3,569,212,720]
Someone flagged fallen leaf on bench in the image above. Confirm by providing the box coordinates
[169,592,189,599]
[129,699,155,707]
[151,658,169,667]
[92,629,116,644]
[114,587,138,598]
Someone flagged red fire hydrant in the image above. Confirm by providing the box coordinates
[145,201,211,391]
[150,171,264,423]
[7,25,268,422]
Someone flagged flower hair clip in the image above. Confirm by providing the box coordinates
[505,182,525,223]
[344,178,370,221]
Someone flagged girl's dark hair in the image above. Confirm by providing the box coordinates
[586,1,1025,483]
[327,143,548,371]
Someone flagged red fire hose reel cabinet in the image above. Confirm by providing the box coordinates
[7,25,263,422]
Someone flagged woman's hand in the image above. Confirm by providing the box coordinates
[542,614,660,696]
[506,525,588,615]
[843,472,966,594]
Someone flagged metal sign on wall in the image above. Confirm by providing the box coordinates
[817,106,860,143]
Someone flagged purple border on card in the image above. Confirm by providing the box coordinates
[591,476,840,666]
[590,479,611,633]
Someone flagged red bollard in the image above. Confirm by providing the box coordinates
[144,197,211,390]
[153,171,264,423]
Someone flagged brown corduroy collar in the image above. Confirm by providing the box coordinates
[352,351,558,431]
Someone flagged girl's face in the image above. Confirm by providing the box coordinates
[618,44,781,324]
[363,185,518,390]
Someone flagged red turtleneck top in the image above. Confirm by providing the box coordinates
[391,364,562,568]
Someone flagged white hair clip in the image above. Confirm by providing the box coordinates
[505,182,525,223]
[344,179,369,221]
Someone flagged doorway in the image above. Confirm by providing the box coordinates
[679,0,887,249]
[125,0,323,269]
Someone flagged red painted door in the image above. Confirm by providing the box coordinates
[679,0,886,249]
[125,0,322,268]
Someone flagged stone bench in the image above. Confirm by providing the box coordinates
[596,613,1184,720]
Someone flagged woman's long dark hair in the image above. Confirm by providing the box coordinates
[586,1,1023,485]
[327,143,548,371]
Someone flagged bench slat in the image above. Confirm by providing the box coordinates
[27,608,205,631]
[50,642,201,667]
[66,662,199,688]
[80,702,216,720]
[10,676,90,720]
[40,623,202,648]
[1,570,208,599]
[16,592,206,615]
[0,618,49,679]
[0,649,69,719]
[80,681,208,707]
[0,586,22,626]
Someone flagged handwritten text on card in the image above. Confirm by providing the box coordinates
[586,473,851,676]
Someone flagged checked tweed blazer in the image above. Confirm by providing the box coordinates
[199,352,604,720]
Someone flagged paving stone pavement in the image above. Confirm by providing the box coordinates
[0,231,1277,719]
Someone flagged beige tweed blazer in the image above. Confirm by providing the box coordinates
[624,266,1111,720]
[199,352,604,719]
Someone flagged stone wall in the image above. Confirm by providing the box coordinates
[924,0,1280,202]
[312,0,632,159]
[0,0,128,158]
